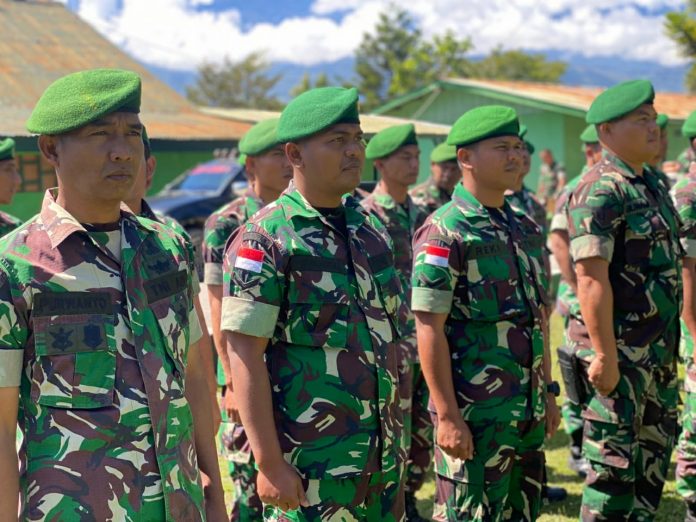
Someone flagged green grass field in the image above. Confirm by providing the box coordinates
[218,312,687,520]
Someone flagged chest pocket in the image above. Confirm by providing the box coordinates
[281,255,350,348]
[32,291,117,409]
[368,251,403,338]
[624,208,677,270]
[146,269,191,377]
[461,239,529,322]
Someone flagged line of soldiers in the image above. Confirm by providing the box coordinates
[2,66,696,522]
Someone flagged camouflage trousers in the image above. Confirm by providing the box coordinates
[219,393,263,521]
[677,368,696,505]
[580,363,678,521]
[406,362,433,494]
[561,317,586,448]
[431,415,545,522]
[398,340,414,459]
[262,467,405,521]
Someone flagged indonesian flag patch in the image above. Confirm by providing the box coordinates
[235,247,264,273]
[424,245,450,267]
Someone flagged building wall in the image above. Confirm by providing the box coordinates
[1,138,233,220]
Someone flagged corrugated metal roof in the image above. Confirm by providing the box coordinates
[200,107,451,136]
[444,78,696,120]
[0,0,251,140]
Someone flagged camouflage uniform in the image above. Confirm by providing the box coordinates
[550,173,586,454]
[202,188,265,521]
[0,190,205,521]
[0,210,21,237]
[221,182,405,521]
[678,147,696,174]
[567,151,682,520]
[412,182,549,522]
[360,184,431,495]
[506,185,548,237]
[537,161,566,205]
[409,178,452,216]
[672,174,696,511]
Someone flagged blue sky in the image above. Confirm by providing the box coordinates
[60,0,688,73]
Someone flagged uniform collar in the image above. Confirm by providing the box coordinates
[451,182,523,221]
[40,188,143,249]
[602,150,640,179]
[139,199,157,221]
[282,180,367,230]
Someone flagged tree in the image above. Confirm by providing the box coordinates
[354,5,566,112]
[473,47,567,83]
[665,1,696,93]
[186,52,283,109]
[290,72,330,97]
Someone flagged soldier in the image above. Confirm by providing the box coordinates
[567,79,682,521]
[410,142,459,215]
[549,124,601,479]
[123,126,220,430]
[412,105,560,521]
[537,148,567,213]
[203,117,291,521]
[677,111,696,174]
[0,138,22,236]
[506,139,548,235]
[361,123,430,521]
[221,86,405,520]
[0,69,226,521]
[673,169,696,521]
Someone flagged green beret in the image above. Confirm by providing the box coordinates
[0,138,15,162]
[585,79,654,125]
[683,111,696,138]
[238,153,247,166]
[239,118,281,156]
[26,68,141,135]
[519,124,528,138]
[277,86,360,142]
[430,142,457,163]
[580,125,599,144]
[656,113,669,129]
[525,140,535,155]
[365,124,417,160]
[447,105,519,147]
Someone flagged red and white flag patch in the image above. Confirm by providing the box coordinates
[234,247,264,273]
[424,245,450,267]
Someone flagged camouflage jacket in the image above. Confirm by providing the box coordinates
[506,185,549,237]
[537,161,566,203]
[202,188,264,286]
[361,184,428,362]
[221,182,404,480]
[411,182,549,423]
[672,174,696,379]
[409,178,451,216]
[141,199,191,242]
[550,171,586,318]
[0,210,21,238]
[0,190,204,521]
[568,151,683,367]
[678,146,696,174]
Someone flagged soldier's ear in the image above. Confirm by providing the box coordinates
[38,135,60,167]
[456,146,473,170]
[285,142,303,169]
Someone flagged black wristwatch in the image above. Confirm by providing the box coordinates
[546,381,561,397]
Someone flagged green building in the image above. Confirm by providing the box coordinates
[0,0,250,220]
[373,78,696,187]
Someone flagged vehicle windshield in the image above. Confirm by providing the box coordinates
[170,164,238,192]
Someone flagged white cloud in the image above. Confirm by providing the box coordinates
[67,0,689,71]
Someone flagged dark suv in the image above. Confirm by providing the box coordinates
[148,158,248,274]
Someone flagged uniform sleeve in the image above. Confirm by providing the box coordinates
[203,213,240,286]
[411,222,460,314]
[568,177,623,262]
[221,225,285,339]
[0,264,27,387]
[674,182,696,258]
[549,189,570,232]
